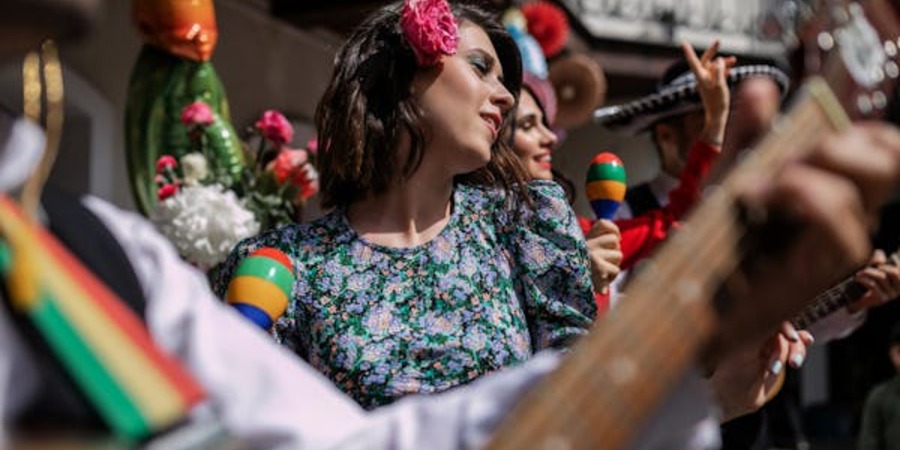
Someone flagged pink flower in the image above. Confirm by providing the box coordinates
[306,139,318,155]
[255,110,294,145]
[157,183,179,201]
[156,155,178,173]
[180,101,214,126]
[400,0,459,67]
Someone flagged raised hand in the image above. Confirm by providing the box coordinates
[682,40,737,147]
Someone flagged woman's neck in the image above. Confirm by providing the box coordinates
[346,169,455,248]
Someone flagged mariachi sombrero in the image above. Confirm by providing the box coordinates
[593,64,790,135]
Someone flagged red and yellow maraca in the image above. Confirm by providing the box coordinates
[225,247,294,330]
[585,152,626,219]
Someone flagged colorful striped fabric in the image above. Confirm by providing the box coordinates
[0,195,205,442]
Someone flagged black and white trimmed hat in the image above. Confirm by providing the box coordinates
[593,63,790,135]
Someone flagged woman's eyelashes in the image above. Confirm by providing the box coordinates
[468,50,502,82]
[469,54,490,76]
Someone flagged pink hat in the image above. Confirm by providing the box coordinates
[522,72,558,127]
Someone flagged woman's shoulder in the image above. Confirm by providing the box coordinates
[455,181,571,231]
[456,180,567,210]
[525,180,569,205]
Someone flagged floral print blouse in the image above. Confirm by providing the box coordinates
[214,180,595,409]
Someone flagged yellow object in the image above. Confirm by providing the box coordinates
[585,179,626,202]
[226,276,289,319]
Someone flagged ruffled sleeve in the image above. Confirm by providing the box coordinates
[499,180,596,350]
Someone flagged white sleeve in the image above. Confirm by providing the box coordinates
[84,197,370,449]
[805,307,866,343]
[334,355,720,450]
[628,371,721,450]
[88,197,559,450]
[331,352,561,450]
[0,297,41,446]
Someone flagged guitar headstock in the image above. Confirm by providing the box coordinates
[796,0,900,121]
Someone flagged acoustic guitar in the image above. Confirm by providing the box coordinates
[483,1,900,449]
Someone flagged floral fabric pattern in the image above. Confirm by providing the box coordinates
[214,180,595,409]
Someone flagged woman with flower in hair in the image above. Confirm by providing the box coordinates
[214,0,595,409]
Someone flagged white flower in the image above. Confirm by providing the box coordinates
[180,152,209,186]
[151,184,260,269]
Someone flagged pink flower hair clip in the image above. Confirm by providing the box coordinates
[400,0,459,67]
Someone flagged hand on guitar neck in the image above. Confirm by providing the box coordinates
[847,248,900,313]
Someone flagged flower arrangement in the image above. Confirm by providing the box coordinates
[151,101,319,269]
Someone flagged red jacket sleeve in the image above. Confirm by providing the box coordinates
[617,140,720,270]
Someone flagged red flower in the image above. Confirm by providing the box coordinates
[522,1,569,58]
[400,0,459,66]
[269,149,319,200]
[157,183,179,201]
[156,155,178,173]
[270,149,308,184]
[180,101,214,126]
[255,110,294,145]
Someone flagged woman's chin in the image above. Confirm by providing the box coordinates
[531,166,553,181]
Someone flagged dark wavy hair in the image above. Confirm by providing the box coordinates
[315,0,527,208]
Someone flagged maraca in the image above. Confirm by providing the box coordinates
[225,247,294,330]
[585,152,626,219]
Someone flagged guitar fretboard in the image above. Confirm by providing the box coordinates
[791,277,868,330]
[792,248,900,330]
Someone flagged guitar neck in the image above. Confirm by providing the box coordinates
[791,247,900,330]
[790,277,867,330]
[484,81,850,450]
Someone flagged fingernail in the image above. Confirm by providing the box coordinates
[791,354,805,368]
[807,334,815,345]
[788,329,799,342]
[770,360,783,375]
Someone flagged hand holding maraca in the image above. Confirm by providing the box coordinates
[585,152,626,292]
